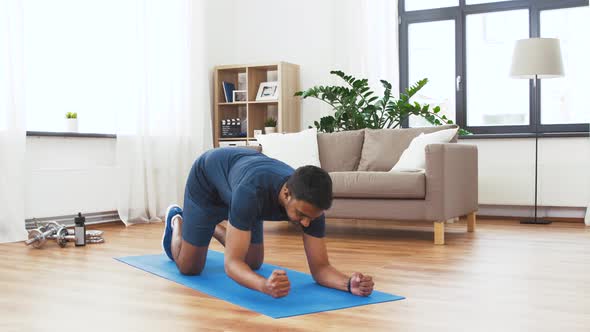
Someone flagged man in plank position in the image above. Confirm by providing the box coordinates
[162,147,374,298]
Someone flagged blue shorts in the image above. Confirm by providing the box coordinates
[182,152,263,247]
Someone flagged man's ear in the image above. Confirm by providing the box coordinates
[282,186,291,200]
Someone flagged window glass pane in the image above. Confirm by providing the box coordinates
[466,10,529,126]
[405,0,458,12]
[466,0,511,5]
[23,0,135,134]
[408,20,456,128]
[540,6,590,125]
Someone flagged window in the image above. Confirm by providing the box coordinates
[540,6,590,125]
[400,0,590,135]
[405,0,458,12]
[466,0,511,4]
[466,10,529,126]
[408,20,456,127]
[23,0,136,134]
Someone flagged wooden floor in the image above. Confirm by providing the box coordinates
[1,218,589,332]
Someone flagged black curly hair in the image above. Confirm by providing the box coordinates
[286,165,333,210]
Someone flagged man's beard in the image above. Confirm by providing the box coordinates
[287,220,303,228]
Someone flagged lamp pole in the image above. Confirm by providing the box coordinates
[521,75,551,224]
[511,38,563,224]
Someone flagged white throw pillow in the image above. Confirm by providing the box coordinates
[256,128,321,169]
[390,128,458,172]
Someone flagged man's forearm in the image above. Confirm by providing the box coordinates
[225,259,265,293]
[312,264,349,292]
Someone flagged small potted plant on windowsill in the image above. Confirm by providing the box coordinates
[65,112,78,132]
[264,117,277,134]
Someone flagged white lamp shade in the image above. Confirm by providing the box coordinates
[510,38,564,79]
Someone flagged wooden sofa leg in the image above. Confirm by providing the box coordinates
[434,221,445,245]
[467,212,477,233]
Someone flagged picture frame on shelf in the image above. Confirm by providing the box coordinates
[256,81,279,101]
[233,90,247,102]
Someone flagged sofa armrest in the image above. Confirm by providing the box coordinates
[424,143,478,220]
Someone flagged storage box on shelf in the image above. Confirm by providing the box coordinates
[219,140,247,148]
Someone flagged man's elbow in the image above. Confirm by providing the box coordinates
[224,259,232,275]
[310,264,329,283]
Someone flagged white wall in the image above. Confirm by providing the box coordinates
[470,137,590,207]
[230,0,389,128]
[462,137,590,218]
[25,1,590,220]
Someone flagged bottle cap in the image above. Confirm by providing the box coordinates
[75,212,85,225]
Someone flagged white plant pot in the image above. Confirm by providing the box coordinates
[264,127,276,134]
[65,119,78,132]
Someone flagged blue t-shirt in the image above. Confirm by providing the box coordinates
[197,147,325,238]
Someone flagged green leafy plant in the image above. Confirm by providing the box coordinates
[295,70,470,135]
[264,117,277,127]
[65,112,77,119]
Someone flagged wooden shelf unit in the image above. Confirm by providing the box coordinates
[213,62,300,147]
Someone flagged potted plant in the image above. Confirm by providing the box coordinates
[65,112,78,132]
[264,117,277,134]
[295,70,470,135]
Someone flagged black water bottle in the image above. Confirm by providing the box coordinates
[74,212,86,246]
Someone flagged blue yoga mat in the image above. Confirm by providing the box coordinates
[115,251,404,318]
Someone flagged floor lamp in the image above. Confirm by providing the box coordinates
[510,38,564,224]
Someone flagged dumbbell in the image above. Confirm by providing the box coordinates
[52,226,104,247]
[48,228,104,238]
[25,221,61,248]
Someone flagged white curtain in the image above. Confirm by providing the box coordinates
[0,0,28,243]
[587,129,590,226]
[116,0,212,225]
[340,0,400,97]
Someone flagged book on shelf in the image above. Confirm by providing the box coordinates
[222,81,235,103]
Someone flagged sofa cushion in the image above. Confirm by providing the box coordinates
[317,129,365,172]
[257,128,321,169]
[357,125,458,171]
[330,171,426,199]
[391,128,458,171]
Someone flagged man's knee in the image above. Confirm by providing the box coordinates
[176,259,204,276]
[176,249,206,276]
[175,239,208,275]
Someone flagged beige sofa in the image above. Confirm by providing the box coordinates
[257,124,478,244]
[316,125,477,244]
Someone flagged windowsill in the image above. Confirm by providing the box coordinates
[25,131,589,140]
[26,131,116,139]
[459,132,590,139]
